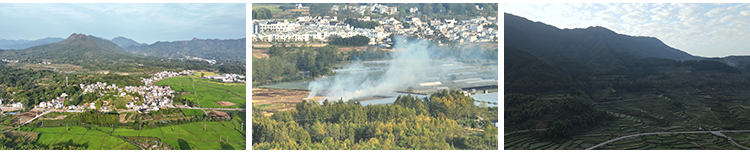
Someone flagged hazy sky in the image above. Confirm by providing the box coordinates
[505,3,750,58]
[0,3,246,44]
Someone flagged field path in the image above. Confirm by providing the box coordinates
[159,126,166,138]
[587,130,750,150]
[99,136,107,149]
[76,129,89,144]
[109,141,127,150]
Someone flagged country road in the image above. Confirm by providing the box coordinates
[586,130,750,150]
[504,128,547,136]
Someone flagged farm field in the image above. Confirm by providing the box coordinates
[30,126,138,150]
[155,76,245,108]
[14,120,244,150]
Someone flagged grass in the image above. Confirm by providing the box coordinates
[155,76,245,108]
[112,128,140,137]
[16,120,244,150]
[181,109,205,116]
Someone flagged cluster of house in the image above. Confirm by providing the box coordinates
[77,70,193,112]
[123,85,174,111]
[427,16,497,43]
[37,61,52,65]
[252,16,391,45]
[36,93,69,109]
[205,73,246,83]
[252,14,497,45]
[0,99,23,108]
[1,59,18,63]
[331,3,398,15]
[184,56,217,65]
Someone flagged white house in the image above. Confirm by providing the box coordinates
[90,102,96,109]
[12,102,22,108]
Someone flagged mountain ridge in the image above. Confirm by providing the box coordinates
[504,13,699,66]
[126,37,246,62]
[0,37,64,50]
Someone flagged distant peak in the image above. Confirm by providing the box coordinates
[67,33,91,39]
[192,37,199,41]
[586,26,615,33]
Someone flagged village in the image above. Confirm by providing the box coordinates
[252,4,497,46]
[1,70,246,115]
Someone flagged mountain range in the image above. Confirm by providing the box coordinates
[111,36,148,48]
[0,37,64,50]
[504,13,750,74]
[0,33,246,74]
[126,38,246,62]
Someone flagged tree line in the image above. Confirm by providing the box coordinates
[252,89,498,150]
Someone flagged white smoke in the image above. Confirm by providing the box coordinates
[306,37,495,102]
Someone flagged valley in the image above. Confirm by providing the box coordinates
[505,11,750,150]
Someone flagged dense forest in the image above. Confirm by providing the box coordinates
[253,7,273,19]
[252,44,391,85]
[344,19,381,29]
[328,35,370,46]
[0,64,150,109]
[252,90,497,150]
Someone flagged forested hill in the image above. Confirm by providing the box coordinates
[0,33,133,65]
[126,38,246,62]
[504,13,699,69]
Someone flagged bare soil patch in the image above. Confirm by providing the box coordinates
[119,114,128,123]
[252,88,309,115]
[216,101,236,106]
[252,48,269,58]
[207,110,229,118]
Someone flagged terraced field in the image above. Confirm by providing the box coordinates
[505,92,750,150]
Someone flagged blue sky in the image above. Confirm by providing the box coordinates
[505,3,750,58]
[0,3,246,44]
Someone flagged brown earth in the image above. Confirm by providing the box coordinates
[13,110,45,125]
[207,110,229,118]
[252,48,269,58]
[252,88,309,116]
[119,114,128,123]
[216,101,236,106]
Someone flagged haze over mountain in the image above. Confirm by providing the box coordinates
[126,38,246,62]
[0,37,64,50]
[111,36,148,49]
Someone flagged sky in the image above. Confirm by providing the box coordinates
[504,3,750,58]
[0,3,246,44]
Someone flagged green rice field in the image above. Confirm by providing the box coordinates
[24,120,244,150]
[155,76,245,108]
